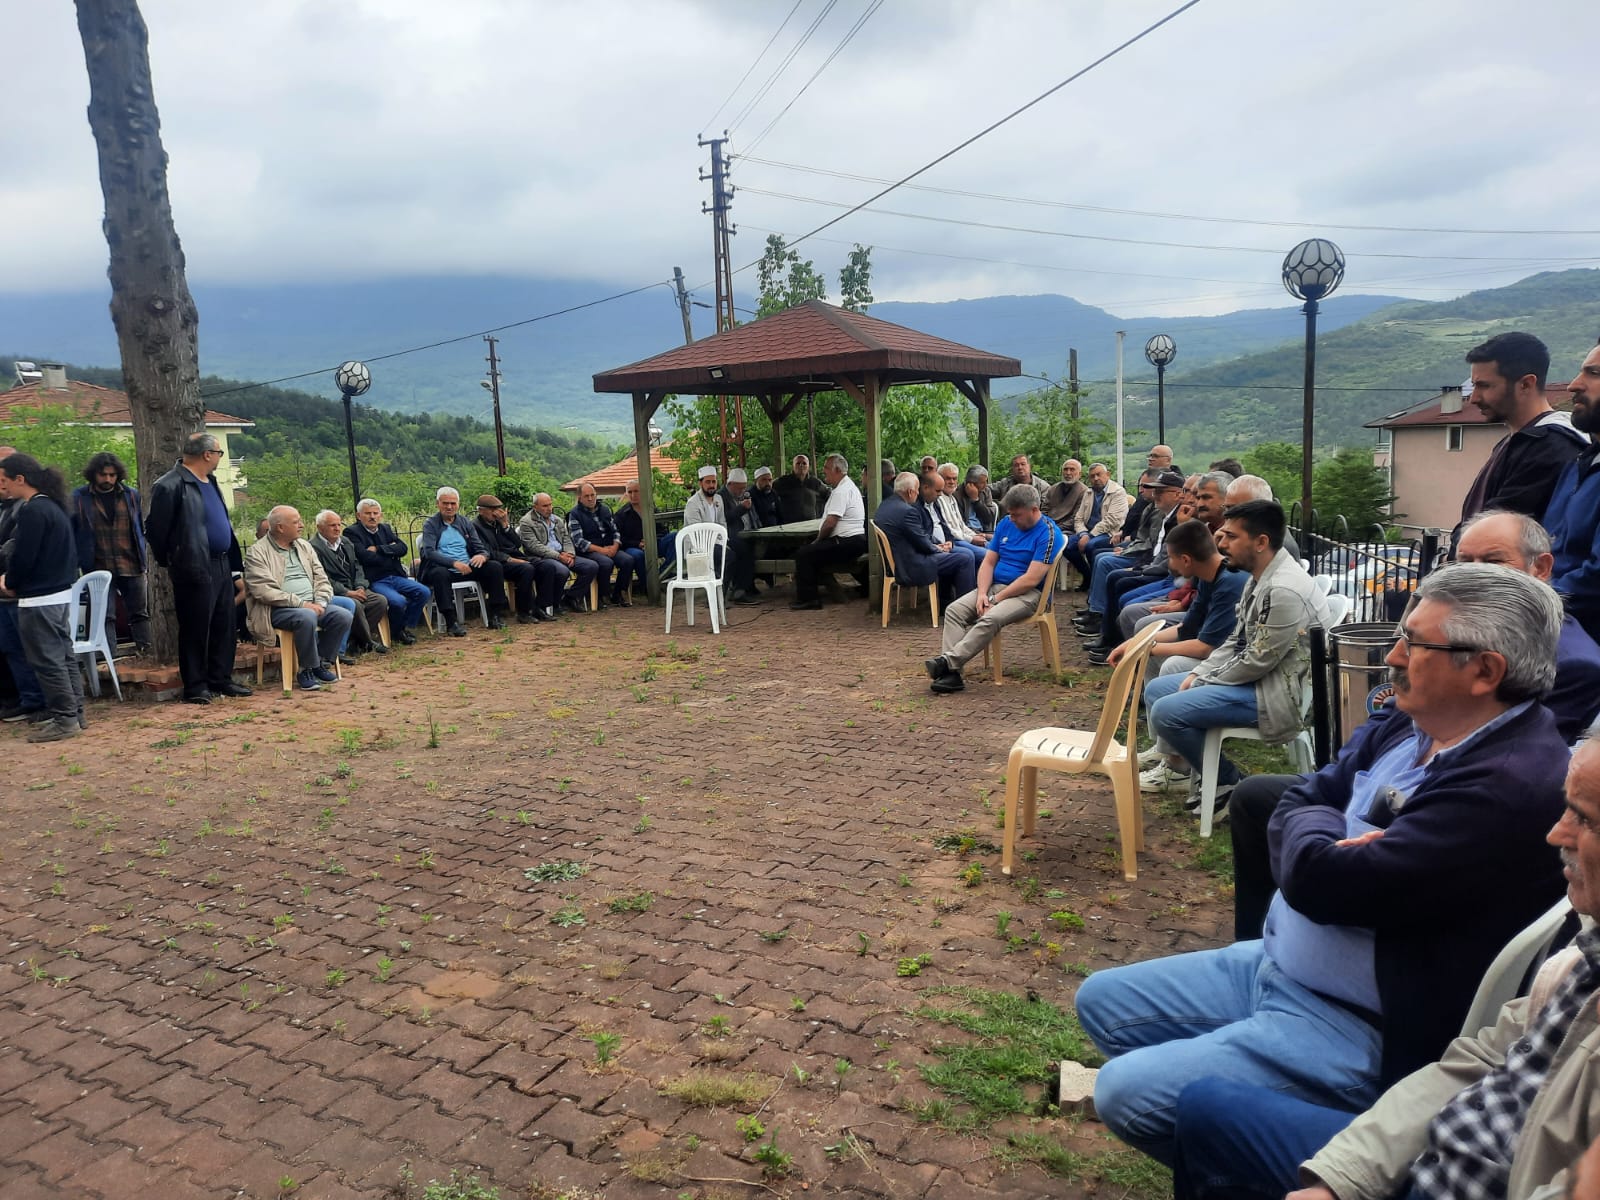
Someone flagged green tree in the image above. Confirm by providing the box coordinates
[1008,382,1117,467]
[1241,441,1302,504]
[755,234,827,317]
[0,404,128,482]
[1313,446,1396,534]
[838,244,874,312]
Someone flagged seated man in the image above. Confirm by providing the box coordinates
[346,498,428,644]
[685,466,758,605]
[243,505,355,692]
[1097,519,1245,676]
[1169,731,1600,1200]
[924,484,1062,693]
[311,508,389,657]
[1041,458,1086,529]
[1546,343,1600,640]
[1107,470,1235,647]
[1063,462,1129,584]
[1074,469,1177,638]
[956,465,999,543]
[417,486,508,636]
[748,466,782,528]
[718,467,765,597]
[1077,563,1571,1168]
[876,471,976,608]
[473,494,560,623]
[1081,471,1193,649]
[567,483,634,608]
[1228,508,1600,944]
[789,453,867,611]
[1138,501,1329,800]
[990,452,1048,506]
[613,478,669,581]
[934,462,989,562]
[516,493,595,616]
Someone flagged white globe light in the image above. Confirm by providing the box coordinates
[335,360,371,397]
[1281,239,1346,302]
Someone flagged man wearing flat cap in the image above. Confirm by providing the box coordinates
[473,495,559,623]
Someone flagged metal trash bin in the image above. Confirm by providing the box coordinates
[1331,622,1398,746]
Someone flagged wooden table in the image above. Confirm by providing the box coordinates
[748,519,823,577]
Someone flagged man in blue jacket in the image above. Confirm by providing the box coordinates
[877,472,975,609]
[1547,343,1600,640]
[71,451,152,655]
[1074,564,1570,1168]
[417,487,507,636]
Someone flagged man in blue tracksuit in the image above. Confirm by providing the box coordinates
[1546,343,1600,641]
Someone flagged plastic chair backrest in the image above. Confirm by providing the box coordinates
[1085,621,1163,763]
[1460,899,1575,1035]
[1324,593,1352,626]
[71,570,112,650]
[869,522,898,580]
[1034,538,1069,615]
[674,523,727,584]
[1312,574,1334,595]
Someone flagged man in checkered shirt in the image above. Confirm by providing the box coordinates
[1163,733,1600,1200]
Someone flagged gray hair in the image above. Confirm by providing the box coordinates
[938,461,958,475]
[1458,509,1551,564]
[1414,563,1561,702]
[1087,462,1108,475]
[182,432,218,458]
[313,509,341,528]
[625,478,639,488]
[1004,483,1041,511]
[824,453,848,474]
[1197,470,1235,494]
[893,471,920,498]
[436,486,459,501]
[1228,474,1274,502]
[267,504,300,532]
[356,497,381,513]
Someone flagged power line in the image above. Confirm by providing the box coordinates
[198,279,676,400]
[728,0,840,135]
[743,0,886,156]
[735,154,1600,238]
[700,0,806,134]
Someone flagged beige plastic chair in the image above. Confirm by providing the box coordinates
[255,628,342,697]
[869,522,939,628]
[1000,621,1163,881]
[982,541,1068,683]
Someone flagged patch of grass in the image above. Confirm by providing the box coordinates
[911,986,1098,1126]
[1092,1147,1174,1199]
[524,860,589,883]
[549,906,586,928]
[994,1132,1086,1179]
[896,953,933,978]
[590,1031,621,1065]
[607,891,654,914]
[658,1070,777,1108]
[932,829,1001,856]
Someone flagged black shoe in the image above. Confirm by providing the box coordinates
[611,592,632,608]
[338,653,357,666]
[369,641,390,655]
[1086,649,1115,666]
[540,607,559,621]
[789,599,823,611]
[561,594,584,612]
[930,670,966,693]
[214,682,254,698]
[924,655,951,680]
[447,623,468,637]
[0,705,37,723]
[395,628,417,645]
[516,612,536,625]
[487,615,507,630]
[182,692,212,706]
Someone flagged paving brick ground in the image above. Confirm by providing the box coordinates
[1,592,1230,1198]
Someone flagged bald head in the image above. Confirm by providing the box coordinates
[267,505,304,547]
[1455,510,1554,582]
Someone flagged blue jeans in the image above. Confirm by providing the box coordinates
[1075,941,1382,1166]
[1172,1078,1356,1200]
[952,540,987,568]
[371,575,430,630]
[269,603,354,673]
[1088,552,1139,614]
[620,545,646,584]
[1063,533,1110,580]
[0,602,44,709]
[327,595,358,654]
[1145,673,1260,783]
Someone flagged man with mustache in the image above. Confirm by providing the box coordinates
[1545,343,1600,641]
[1076,564,1570,1169]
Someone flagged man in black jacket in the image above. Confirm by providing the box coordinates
[417,487,507,636]
[346,499,427,643]
[1456,331,1588,541]
[567,483,634,607]
[311,510,389,655]
[145,433,252,704]
[71,451,152,655]
[473,495,559,622]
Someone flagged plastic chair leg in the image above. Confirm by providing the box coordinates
[1000,747,1025,875]
[278,630,298,697]
[990,632,1004,684]
[1020,766,1039,837]
[1197,729,1224,838]
[1110,769,1141,881]
[1040,619,1061,675]
[928,585,939,627]
[707,584,721,635]
[881,584,891,628]
[665,588,675,633]
[82,654,102,698]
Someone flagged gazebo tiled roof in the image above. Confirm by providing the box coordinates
[562,446,681,495]
[0,379,252,428]
[593,299,1020,395]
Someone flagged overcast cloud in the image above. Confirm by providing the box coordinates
[4,0,1598,317]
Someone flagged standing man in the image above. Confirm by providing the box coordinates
[0,443,49,723]
[146,433,252,705]
[991,453,1048,505]
[1063,462,1129,585]
[567,483,634,608]
[773,454,829,523]
[517,493,595,615]
[311,509,389,654]
[417,487,508,635]
[790,453,867,611]
[876,472,976,608]
[1041,459,1087,529]
[0,453,84,742]
[72,451,152,655]
[473,495,555,623]
[244,506,354,692]
[346,499,427,644]
[1546,343,1600,641]
[1457,331,1585,537]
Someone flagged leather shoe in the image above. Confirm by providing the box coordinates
[924,655,951,680]
[789,599,823,611]
[213,682,254,698]
[182,691,212,705]
[338,653,357,666]
[1086,649,1115,666]
[395,628,417,645]
[487,615,507,630]
[516,612,537,624]
[447,623,468,637]
[369,642,389,655]
[540,607,559,621]
[930,670,966,693]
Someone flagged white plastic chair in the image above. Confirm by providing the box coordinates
[71,570,122,700]
[425,580,491,630]
[1312,574,1334,595]
[665,523,728,634]
[1324,593,1352,626]
[1459,898,1573,1036]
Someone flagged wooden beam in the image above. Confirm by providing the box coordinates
[863,374,883,602]
[633,390,661,604]
[769,391,806,474]
[837,375,867,408]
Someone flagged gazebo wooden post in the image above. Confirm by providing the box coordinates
[837,373,884,602]
[764,391,785,477]
[954,378,992,470]
[633,389,665,604]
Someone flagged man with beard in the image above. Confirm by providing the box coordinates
[1545,344,1600,641]
[71,451,152,655]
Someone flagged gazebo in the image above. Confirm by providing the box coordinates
[592,299,1022,602]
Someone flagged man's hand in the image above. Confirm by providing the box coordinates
[469,553,487,568]
[1179,672,1198,691]
[937,541,953,553]
[303,601,325,616]
[1286,1188,1336,1200]
[347,588,367,601]
[1077,533,1089,550]
[1152,600,1182,614]
[598,544,618,558]
[452,560,471,574]
[1106,643,1127,666]
[559,551,575,566]
[976,591,992,616]
[1335,829,1385,849]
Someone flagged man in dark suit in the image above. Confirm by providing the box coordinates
[876,471,975,608]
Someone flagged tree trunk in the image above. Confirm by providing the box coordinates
[75,0,204,664]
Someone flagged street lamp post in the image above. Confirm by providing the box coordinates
[1280,239,1345,532]
[1143,334,1176,444]
[334,360,371,512]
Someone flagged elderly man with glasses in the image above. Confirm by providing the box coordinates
[1077,561,1572,1172]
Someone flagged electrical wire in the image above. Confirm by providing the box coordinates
[700,0,806,135]
[727,0,841,136]
[742,0,886,156]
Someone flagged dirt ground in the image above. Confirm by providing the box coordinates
[0,589,1232,1199]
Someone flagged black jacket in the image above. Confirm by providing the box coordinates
[346,521,412,580]
[1457,413,1589,537]
[875,494,942,587]
[7,494,78,599]
[145,462,241,575]
[751,486,782,528]
[472,516,531,563]
[311,535,370,595]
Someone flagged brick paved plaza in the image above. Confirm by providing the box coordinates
[0,599,1230,1199]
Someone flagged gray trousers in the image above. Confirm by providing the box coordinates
[269,604,353,672]
[107,573,153,650]
[939,584,1043,670]
[18,603,85,724]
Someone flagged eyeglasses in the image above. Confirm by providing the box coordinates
[1395,627,1480,655]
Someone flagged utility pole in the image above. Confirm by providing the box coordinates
[1067,348,1081,461]
[1115,331,1126,484]
[699,133,743,473]
[672,266,694,345]
[483,335,506,476]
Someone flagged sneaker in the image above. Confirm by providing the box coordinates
[1185,779,1237,815]
[295,670,322,691]
[1139,760,1192,793]
[1136,744,1165,769]
[313,665,338,684]
[369,642,390,655]
[27,718,79,744]
[0,704,38,723]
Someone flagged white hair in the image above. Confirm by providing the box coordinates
[893,471,920,498]
[356,497,380,512]
[436,487,459,501]
[1229,475,1274,502]
[824,453,848,474]
[314,509,340,527]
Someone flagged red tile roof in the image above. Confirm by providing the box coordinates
[1367,385,1571,429]
[0,379,252,428]
[562,447,682,495]
[593,299,1021,394]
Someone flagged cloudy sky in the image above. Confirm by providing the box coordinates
[5,0,1598,317]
